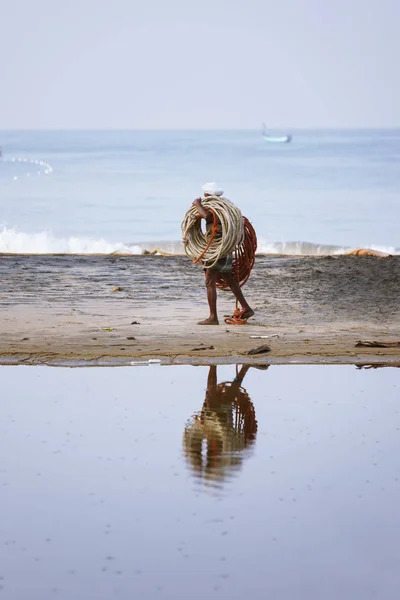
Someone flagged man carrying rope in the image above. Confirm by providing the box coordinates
[191,183,254,325]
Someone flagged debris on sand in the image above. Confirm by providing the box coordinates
[345,248,392,258]
[249,334,280,339]
[355,340,400,348]
[247,344,271,355]
[192,345,215,351]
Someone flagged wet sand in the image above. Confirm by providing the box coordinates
[0,254,399,365]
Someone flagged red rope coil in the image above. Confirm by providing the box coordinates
[216,216,257,289]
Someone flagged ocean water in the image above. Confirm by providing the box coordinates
[0,129,399,255]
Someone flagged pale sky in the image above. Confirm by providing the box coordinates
[0,0,399,129]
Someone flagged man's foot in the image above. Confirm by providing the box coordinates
[241,308,254,320]
[197,318,219,325]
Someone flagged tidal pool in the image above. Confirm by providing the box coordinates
[0,364,399,599]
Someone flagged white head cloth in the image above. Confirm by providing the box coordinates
[202,182,224,196]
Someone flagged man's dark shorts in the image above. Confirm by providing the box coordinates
[204,254,233,274]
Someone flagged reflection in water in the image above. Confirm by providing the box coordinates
[356,362,400,369]
[183,365,266,487]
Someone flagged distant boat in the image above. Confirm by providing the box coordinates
[261,123,292,143]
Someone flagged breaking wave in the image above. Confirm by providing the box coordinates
[0,227,398,256]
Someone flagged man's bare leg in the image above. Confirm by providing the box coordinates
[221,273,254,320]
[198,269,219,325]
[205,366,218,404]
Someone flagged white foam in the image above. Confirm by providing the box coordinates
[0,227,398,256]
[0,227,142,255]
[256,238,399,256]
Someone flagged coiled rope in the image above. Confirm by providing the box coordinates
[181,195,257,291]
[220,216,257,290]
[181,195,244,269]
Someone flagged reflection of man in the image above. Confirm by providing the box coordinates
[183,365,265,487]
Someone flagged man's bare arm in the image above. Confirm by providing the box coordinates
[192,198,213,222]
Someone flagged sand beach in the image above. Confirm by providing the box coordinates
[0,253,399,366]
